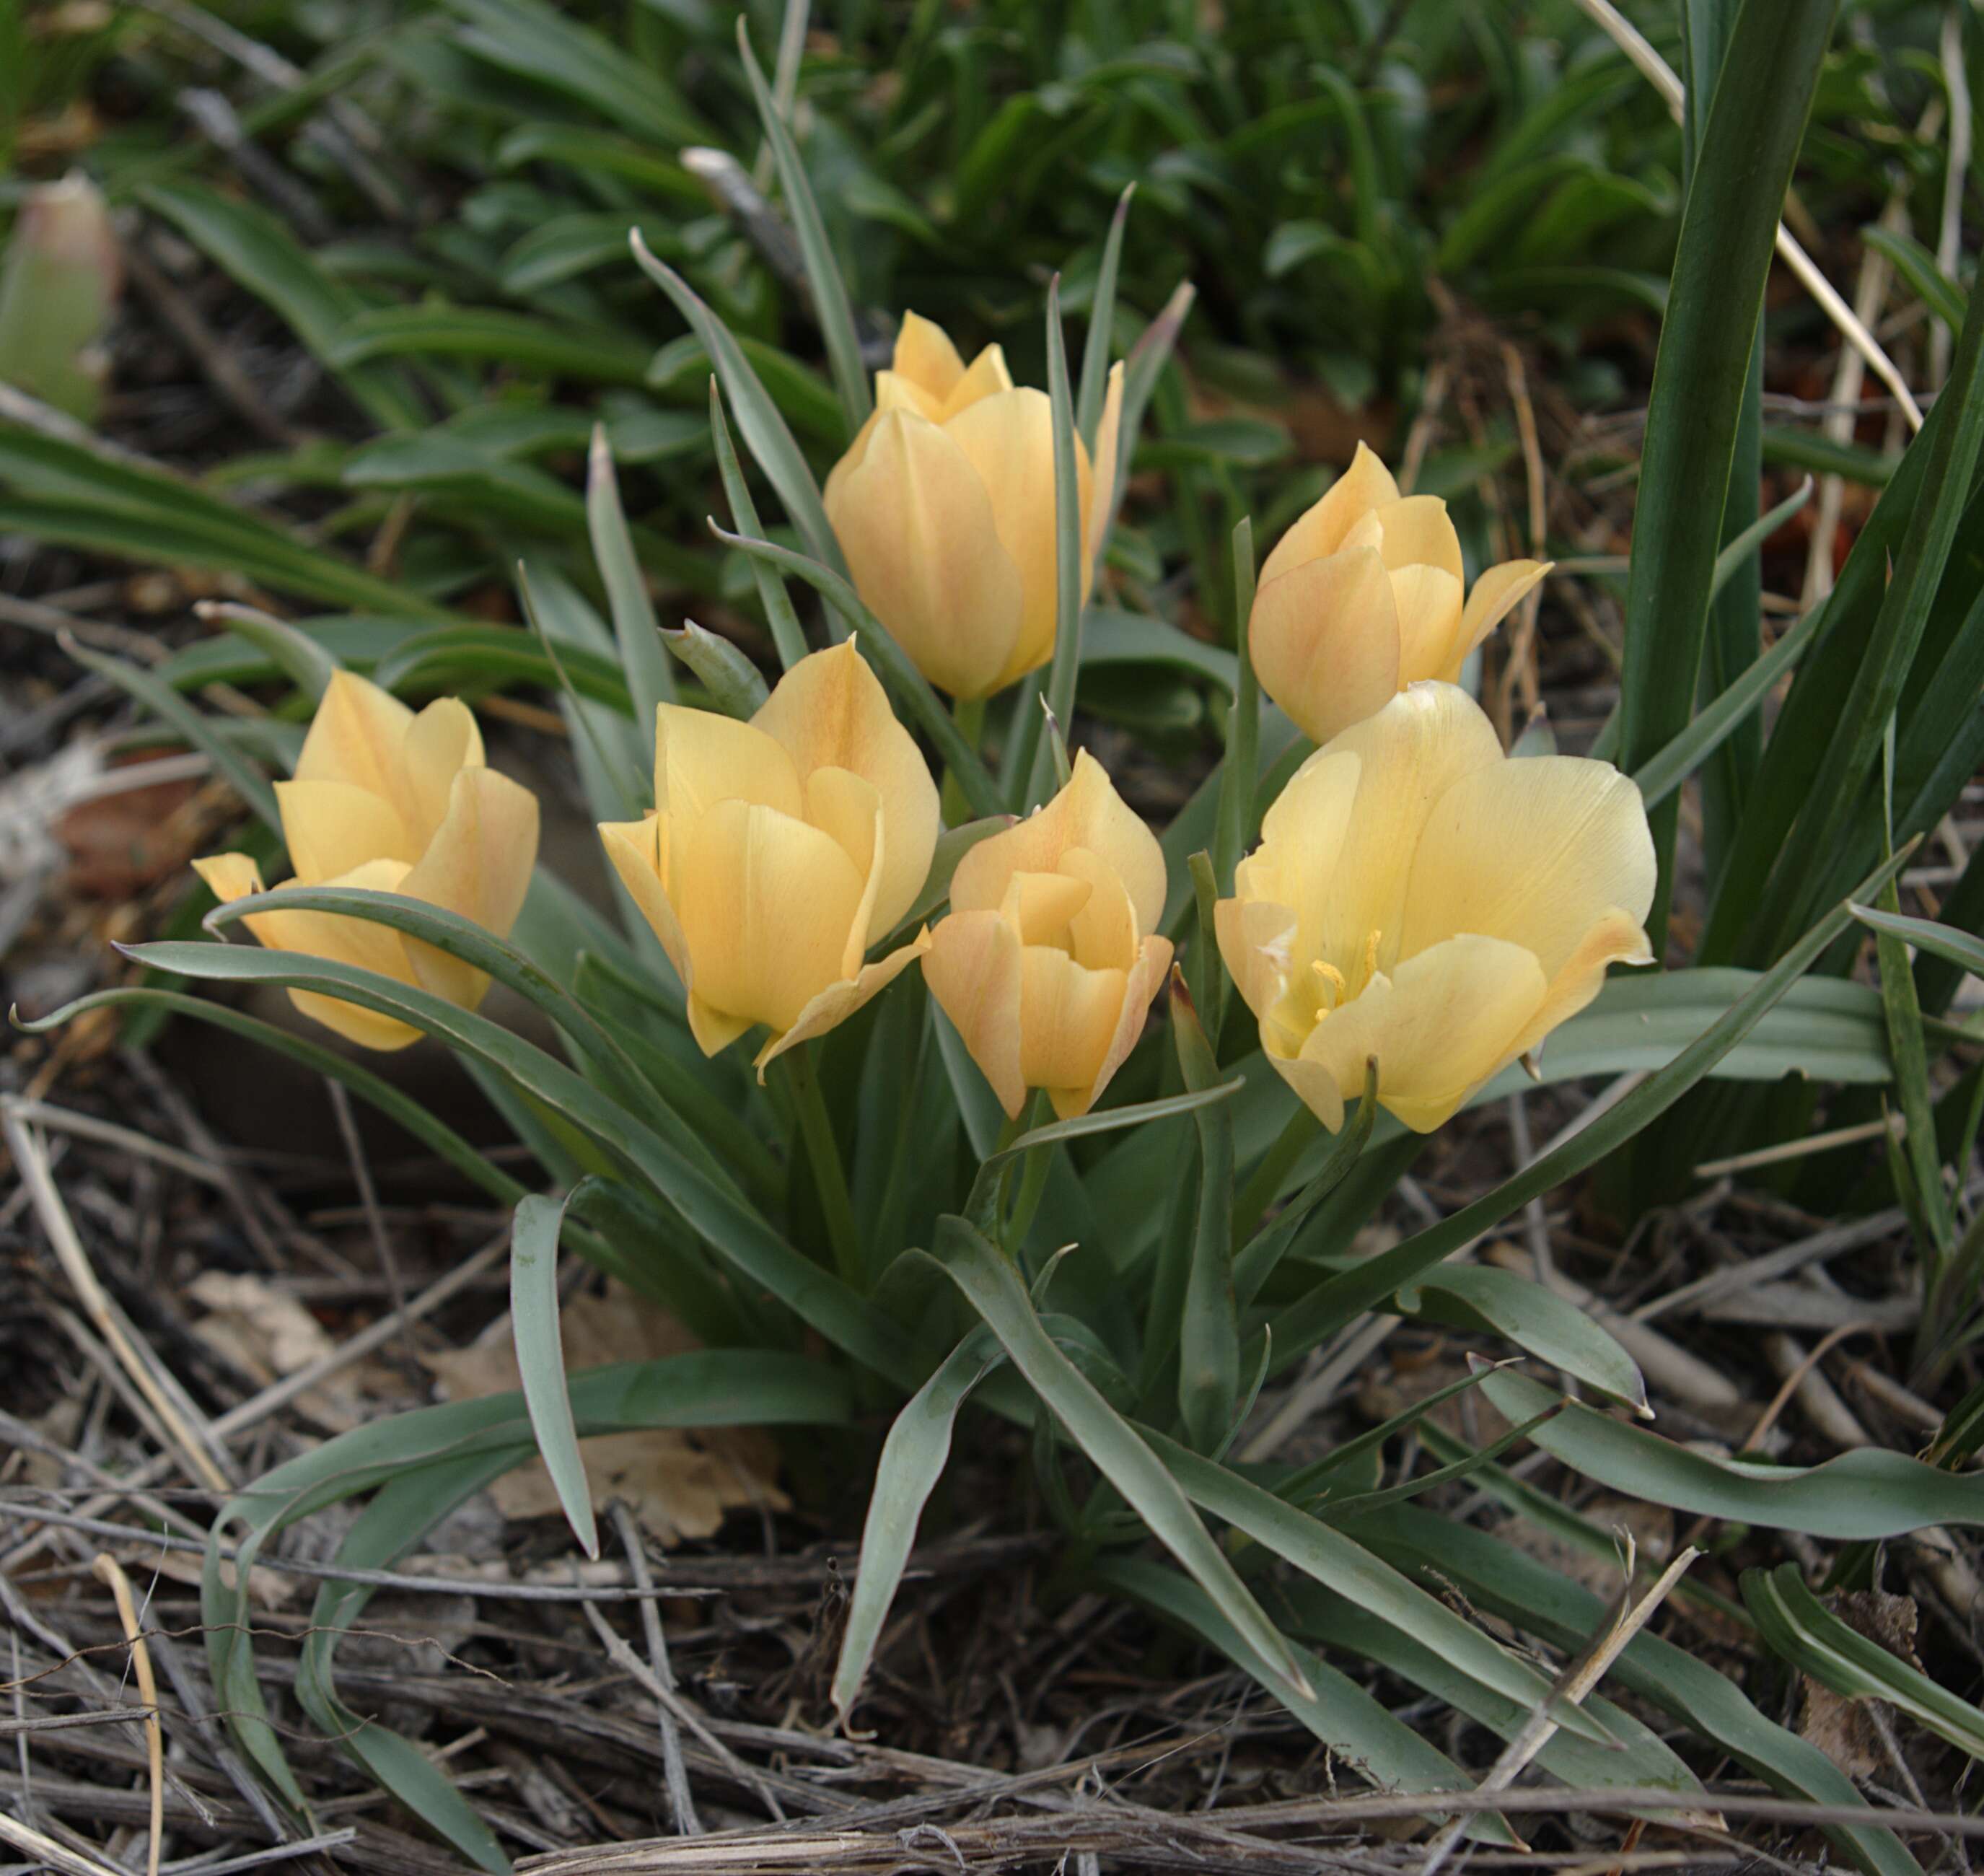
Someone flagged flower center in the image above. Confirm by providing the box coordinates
[1311,928,1384,1020]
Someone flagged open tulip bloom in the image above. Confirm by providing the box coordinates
[600,641,940,1071]
[923,752,1172,1118]
[193,671,538,1051]
[824,311,1123,701]
[1219,683,1656,1133]
[1251,442,1550,743]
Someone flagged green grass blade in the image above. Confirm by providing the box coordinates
[1141,1428,1615,1745]
[1614,0,1839,947]
[832,1328,1003,1722]
[64,638,281,833]
[587,426,676,758]
[1076,184,1133,446]
[930,1214,1312,1704]
[709,379,810,671]
[1746,1563,1984,1760]
[1480,1364,1984,1535]
[510,1188,600,1560]
[1863,225,1969,333]
[1267,844,1911,1370]
[125,940,918,1386]
[629,231,841,571]
[1023,279,1087,810]
[664,618,771,715]
[737,18,869,437]
[1171,977,1239,1452]
[1213,516,1260,892]
[193,601,339,703]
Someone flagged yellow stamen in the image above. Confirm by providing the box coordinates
[1312,957,1348,1013]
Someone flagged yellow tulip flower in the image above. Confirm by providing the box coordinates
[923,752,1172,1119]
[193,671,540,1052]
[1251,442,1551,742]
[1217,683,1654,1134]
[600,641,939,1071]
[824,311,1123,701]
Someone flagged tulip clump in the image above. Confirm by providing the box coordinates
[923,752,1171,1118]
[825,312,1122,701]
[194,672,539,1051]
[600,641,939,1071]
[1218,683,1654,1133]
[1251,442,1550,743]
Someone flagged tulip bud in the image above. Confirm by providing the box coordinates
[824,311,1123,701]
[600,641,939,1070]
[193,672,541,1051]
[0,171,120,421]
[1250,442,1550,743]
[923,751,1172,1119]
[1216,683,1654,1133]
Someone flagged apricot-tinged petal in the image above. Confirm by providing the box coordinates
[1017,946,1126,1101]
[600,815,690,990]
[922,908,1027,1118]
[191,851,266,906]
[1397,755,1656,983]
[824,409,1024,701]
[756,932,931,1076]
[1061,846,1138,972]
[397,697,483,849]
[675,801,866,1036]
[1298,935,1548,1134]
[1257,442,1401,587]
[274,780,414,883]
[1050,933,1172,1120]
[951,751,1165,935]
[752,641,939,933]
[1387,564,1466,684]
[294,670,415,798]
[1248,546,1402,744]
[398,766,540,1009]
[1447,560,1550,679]
[939,344,1015,420]
[1000,869,1093,946]
[892,310,966,400]
[944,387,1090,685]
[1512,906,1656,1069]
[265,856,424,1053]
[654,706,801,825]
[1371,496,1463,582]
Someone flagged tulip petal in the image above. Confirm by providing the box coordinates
[397,697,483,850]
[1061,846,1137,971]
[274,779,415,882]
[752,641,939,934]
[1370,496,1463,582]
[943,387,1090,685]
[1248,545,1402,743]
[294,670,415,799]
[1387,564,1466,684]
[922,908,1027,1118]
[893,310,966,400]
[687,995,754,1058]
[1051,933,1172,1120]
[1001,869,1094,945]
[1511,906,1656,1068]
[1309,684,1506,983]
[876,371,945,421]
[1215,893,1296,1035]
[654,705,802,824]
[1397,755,1656,983]
[675,799,867,1035]
[941,343,1015,420]
[1257,441,1400,587]
[756,930,932,1075]
[398,767,540,1009]
[600,814,690,991]
[802,766,885,976]
[1245,748,1361,987]
[950,750,1166,936]
[825,408,883,501]
[1087,360,1125,565]
[192,850,267,906]
[1445,559,1550,680]
[1299,934,1548,1133]
[1017,944,1127,1105]
[824,409,1024,701]
[1260,1048,1350,1134]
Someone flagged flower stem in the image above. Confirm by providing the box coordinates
[1231,1100,1319,1246]
[1004,1090,1053,1254]
[941,693,987,827]
[783,1044,864,1289]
